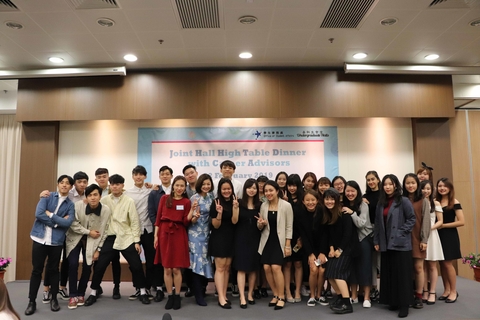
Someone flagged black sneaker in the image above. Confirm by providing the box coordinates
[329,296,342,309]
[165,295,174,310]
[154,290,165,302]
[412,296,423,309]
[42,291,51,304]
[129,289,140,300]
[331,299,353,314]
[58,288,69,301]
[325,290,333,299]
[84,295,97,307]
[139,294,151,305]
[370,288,379,301]
[112,286,121,300]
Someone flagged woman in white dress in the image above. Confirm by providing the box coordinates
[420,180,444,305]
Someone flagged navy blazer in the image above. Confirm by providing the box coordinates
[373,196,415,252]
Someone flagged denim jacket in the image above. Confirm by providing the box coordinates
[30,192,75,246]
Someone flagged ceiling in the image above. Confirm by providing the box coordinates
[0,0,480,108]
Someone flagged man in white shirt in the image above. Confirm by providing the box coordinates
[213,160,243,198]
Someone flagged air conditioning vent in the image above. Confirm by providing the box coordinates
[0,0,19,12]
[173,0,221,29]
[320,0,376,29]
[71,0,119,10]
[429,0,480,8]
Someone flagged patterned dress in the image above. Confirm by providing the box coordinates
[188,193,214,278]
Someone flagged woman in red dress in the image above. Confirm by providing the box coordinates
[154,175,191,310]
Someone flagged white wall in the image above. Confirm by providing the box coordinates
[58,118,414,192]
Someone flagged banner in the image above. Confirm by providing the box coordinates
[138,126,338,184]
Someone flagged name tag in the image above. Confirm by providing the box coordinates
[176,205,184,211]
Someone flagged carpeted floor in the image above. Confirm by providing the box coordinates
[4,276,480,320]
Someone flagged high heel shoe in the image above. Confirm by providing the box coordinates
[422,290,429,303]
[438,293,449,301]
[426,292,436,305]
[274,297,285,310]
[248,299,255,305]
[240,299,247,309]
[445,292,458,303]
[268,296,279,307]
[218,301,232,309]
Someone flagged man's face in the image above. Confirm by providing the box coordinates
[110,183,124,197]
[183,167,198,184]
[87,189,101,207]
[132,173,146,186]
[95,173,109,189]
[75,179,88,194]
[159,170,173,185]
[57,178,73,196]
[220,165,235,179]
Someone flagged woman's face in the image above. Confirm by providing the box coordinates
[405,176,418,194]
[303,193,318,212]
[173,179,186,197]
[303,176,315,190]
[383,178,395,196]
[201,179,211,194]
[324,196,336,210]
[366,174,380,191]
[421,183,432,198]
[318,183,330,194]
[264,184,278,202]
[417,170,429,182]
[345,185,358,202]
[333,179,345,193]
[246,184,258,198]
[276,174,287,188]
[220,182,232,200]
[287,184,297,195]
[437,181,450,196]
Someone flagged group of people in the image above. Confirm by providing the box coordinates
[24,160,465,319]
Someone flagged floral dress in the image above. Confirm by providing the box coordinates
[188,193,214,278]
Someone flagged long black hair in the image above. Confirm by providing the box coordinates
[364,170,381,194]
[217,178,234,206]
[402,173,422,202]
[420,180,435,213]
[378,174,403,207]
[286,174,303,204]
[345,180,363,212]
[239,178,261,210]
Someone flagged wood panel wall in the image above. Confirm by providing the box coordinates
[449,111,480,279]
[16,70,454,122]
[16,122,59,280]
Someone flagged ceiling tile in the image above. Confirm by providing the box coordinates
[181,30,226,48]
[267,29,314,48]
[66,50,114,65]
[11,34,64,52]
[93,33,144,51]
[0,12,47,35]
[50,33,104,51]
[403,9,470,33]
[74,10,135,34]
[270,7,327,29]
[223,7,274,30]
[124,8,179,32]
[226,29,269,47]
[27,11,90,35]
[146,48,189,63]
[185,47,226,63]
[226,47,266,62]
[264,47,306,61]
[136,31,185,49]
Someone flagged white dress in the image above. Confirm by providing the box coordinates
[425,205,444,261]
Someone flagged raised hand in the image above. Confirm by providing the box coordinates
[281,190,288,201]
[232,194,239,209]
[255,214,267,227]
[215,199,223,215]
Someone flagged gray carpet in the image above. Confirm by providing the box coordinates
[4,277,480,320]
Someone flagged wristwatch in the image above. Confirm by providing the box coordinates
[337,248,343,254]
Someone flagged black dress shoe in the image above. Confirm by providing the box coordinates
[154,290,165,302]
[274,298,285,310]
[268,296,279,307]
[445,292,458,303]
[240,303,247,309]
[412,296,423,309]
[165,295,174,310]
[218,301,232,309]
[112,286,121,300]
[331,299,353,314]
[438,294,448,301]
[97,286,103,296]
[25,301,36,316]
[184,289,194,297]
[84,295,97,306]
[253,289,261,299]
[50,298,60,312]
[248,299,255,305]
[140,294,151,305]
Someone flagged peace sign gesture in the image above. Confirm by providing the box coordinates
[232,194,239,209]
[281,190,288,201]
[192,199,199,212]
[255,214,268,228]
[215,199,223,215]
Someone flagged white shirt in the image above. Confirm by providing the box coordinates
[124,184,153,233]
[68,187,85,203]
[31,196,67,246]
[162,184,171,195]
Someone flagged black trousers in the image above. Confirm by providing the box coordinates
[44,240,69,288]
[140,230,157,289]
[29,242,63,302]
[90,236,146,290]
[67,239,91,297]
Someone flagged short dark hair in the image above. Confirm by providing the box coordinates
[159,166,173,175]
[58,175,74,185]
[132,165,147,176]
[318,177,331,186]
[220,160,236,170]
[95,168,109,176]
[182,164,196,174]
[257,175,269,183]
[73,171,89,182]
[109,174,125,184]
[195,174,214,194]
[85,184,102,197]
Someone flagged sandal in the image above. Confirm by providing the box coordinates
[268,296,279,307]
[422,290,429,303]
[426,292,436,305]
[274,297,285,310]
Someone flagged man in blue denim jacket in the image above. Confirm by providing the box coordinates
[25,175,75,316]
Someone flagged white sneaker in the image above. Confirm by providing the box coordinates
[300,285,310,297]
[307,298,316,307]
[351,298,358,304]
[363,299,372,308]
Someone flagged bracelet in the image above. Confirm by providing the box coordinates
[285,246,291,249]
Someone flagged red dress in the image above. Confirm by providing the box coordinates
[154,196,191,268]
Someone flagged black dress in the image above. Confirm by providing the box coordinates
[288,200,304,262]
[260,210,284,265]
[234,205,261,272]
[363,190,380,224]
[208,200,235,258]
[438,203,462,260]
[325,213,356,281]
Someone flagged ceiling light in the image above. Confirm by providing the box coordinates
[239,52,252,59]
[123,54,137,62]
[353,52,368,59]
[48,57,64,63]
[97,18,115,27]
[469,18,480,27]
[424,54,439,61]
[238,16,258,24]
[5,21,23,30]
[380,17,398,26]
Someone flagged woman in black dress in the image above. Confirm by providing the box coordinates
[234,178,261,308]
[209,178,239,309]
[435,178,464,303]
[257,180,293,310]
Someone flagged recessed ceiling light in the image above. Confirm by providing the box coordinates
[239,52,252,59]
[238,16,258,24]
[469,18,480,27]
[48,57,64,63]
[353,52,368,59]
[5,21,23,30]
[424,54,439,60]
[380,17,398,26]
[123,54,138,62]
[97,18,115,27]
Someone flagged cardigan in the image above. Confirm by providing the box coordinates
[257,198,293,256]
